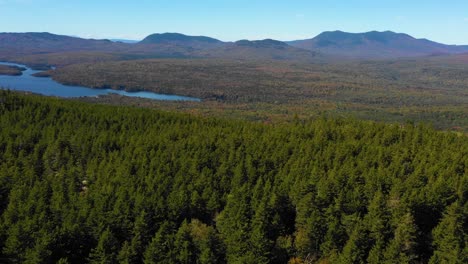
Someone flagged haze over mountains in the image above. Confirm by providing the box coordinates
[110,39,139,44]
[1,30,468,63]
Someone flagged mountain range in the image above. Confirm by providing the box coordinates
[1,31,467,62]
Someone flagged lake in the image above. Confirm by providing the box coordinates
[0,62,201,101]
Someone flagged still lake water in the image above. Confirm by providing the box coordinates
[0,62,201,101]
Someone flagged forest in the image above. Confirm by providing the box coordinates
[0,91,466,263]
[45,57,468,132]
[2,35,467,132]
[47,58,468,105]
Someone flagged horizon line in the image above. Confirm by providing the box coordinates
[1,30,467,46]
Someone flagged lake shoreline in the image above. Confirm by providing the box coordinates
[0,62,201,101]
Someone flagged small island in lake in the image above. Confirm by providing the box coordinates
[0,65,26,76]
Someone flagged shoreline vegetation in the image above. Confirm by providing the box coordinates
[0,63,201,101]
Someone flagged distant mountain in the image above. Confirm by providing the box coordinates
[0,32,127,59]
[7,31,467,64]
[0,32,318,64]
[197,39,320,61]
[0,32,223,61]
[138,33,223,49]
[288,30,468,58]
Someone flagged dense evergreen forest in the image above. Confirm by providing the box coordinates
[0,91,466,263]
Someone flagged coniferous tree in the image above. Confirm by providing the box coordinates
[143,222,175,264]
[429,202,467,264]
[89,227,119,264]
[383,213,418,264]
[366,190,391,264]
[217,185,253,263]
[173,220,198,263]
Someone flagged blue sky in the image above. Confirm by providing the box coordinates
[1,0,467,44]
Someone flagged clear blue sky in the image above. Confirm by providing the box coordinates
[1,0,467,44]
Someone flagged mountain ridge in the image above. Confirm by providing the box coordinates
[196,38,320,61]
[2,31,468,61]
[0,32,127,59]
[139,32,222,45]
[0,32,318,62]
[288,30,468,58]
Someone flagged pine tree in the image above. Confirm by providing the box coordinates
[143,222,175,264]
[216,185,253,263]
[174,220,197,264]
[189,219,225,264]
[117,211,150,263]
[383,213,418,263]
[429,202,467,264]
[365,190,390,264]
[338,223,370,264]
[249,196,273,264]
[88,227,119,264]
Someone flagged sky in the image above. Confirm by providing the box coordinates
[0,0,467,44]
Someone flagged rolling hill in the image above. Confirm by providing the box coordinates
[196,39,320,61]
[288,30,468,58]
[131,33,226,58]
[139,32,223,48]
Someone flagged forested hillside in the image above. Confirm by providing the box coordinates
[0,91,466,263]
[45,57,468,131]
